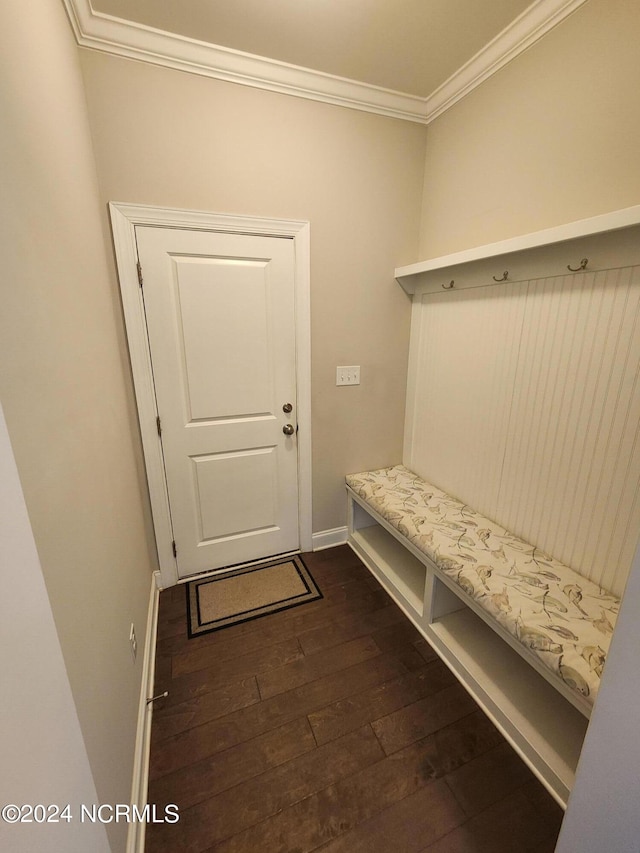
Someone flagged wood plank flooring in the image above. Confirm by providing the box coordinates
[145,546,563,853]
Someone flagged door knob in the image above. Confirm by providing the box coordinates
[283,424,295,436]
[282,402,293,413]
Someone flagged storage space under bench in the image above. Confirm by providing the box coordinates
[347,488,589,809]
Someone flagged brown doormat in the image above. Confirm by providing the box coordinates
[186,555,322,637]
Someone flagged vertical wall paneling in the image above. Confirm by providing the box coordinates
[406,282,527,516]
[405,252,640,598]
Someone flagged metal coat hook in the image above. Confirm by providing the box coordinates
[442,280,455,290]
[147,691,169,705]
[568,258,589,272]
[493,271,509,282]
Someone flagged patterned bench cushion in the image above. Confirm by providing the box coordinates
[346,465,619,707]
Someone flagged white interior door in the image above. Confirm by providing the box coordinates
[136,226,299,577]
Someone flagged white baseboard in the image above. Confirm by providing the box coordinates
[312,526,348,551]
[126,570,161,853]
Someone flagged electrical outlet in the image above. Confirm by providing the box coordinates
[129,623,137,662]
[336,365,361,386]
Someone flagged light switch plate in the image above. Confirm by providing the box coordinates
[336,365,360,386]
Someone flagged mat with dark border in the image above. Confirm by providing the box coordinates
[186,554,322,637]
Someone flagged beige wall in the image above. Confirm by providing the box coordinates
[420,0,640,258]
[0,2,154,849]
[0,403,110,853]
[79,51,428,534]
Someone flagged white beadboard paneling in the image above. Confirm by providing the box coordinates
[406,260,640,598]
[566,267,640,593]
[525,272,605,555]
[498,270,640,588]
[611,478,640,597]
[407,282,527,515]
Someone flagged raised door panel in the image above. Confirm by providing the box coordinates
[174,255,273,420]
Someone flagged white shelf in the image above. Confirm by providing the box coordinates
[351,525,426,616]
[395,204,640,294]
[427,607,588,807]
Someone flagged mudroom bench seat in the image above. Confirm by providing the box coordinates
[346,464,620,808]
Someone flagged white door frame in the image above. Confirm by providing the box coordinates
[109,202,312,589]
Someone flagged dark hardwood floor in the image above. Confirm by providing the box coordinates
[145,546,563,853]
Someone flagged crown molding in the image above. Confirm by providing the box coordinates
[424,0,588,121]
[63,0,588,125]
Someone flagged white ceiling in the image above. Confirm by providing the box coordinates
[90,0,533,98]
[66,0,588,123]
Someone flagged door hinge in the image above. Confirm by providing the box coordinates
[172,540,177,559]
[156,415,162,437]
[137,261,143,288]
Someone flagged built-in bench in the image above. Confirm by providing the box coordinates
[346,464,620,808]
